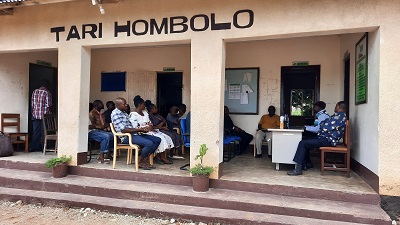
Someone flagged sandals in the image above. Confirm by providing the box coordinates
[170,155,185,160]
[161,159,173,164]
[139,163,156,170]
[97,158,110,164]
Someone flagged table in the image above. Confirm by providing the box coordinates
[268,128,304,170]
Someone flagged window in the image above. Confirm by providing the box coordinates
[290,89,314,117]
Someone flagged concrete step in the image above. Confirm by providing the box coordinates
[0,186,373,225]
[0,160,381,205]
[0,168,391,224]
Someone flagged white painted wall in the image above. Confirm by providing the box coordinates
[0,51,58,132]
[90,45,191,109]
[226,36,341,136]
[340,31,379,175]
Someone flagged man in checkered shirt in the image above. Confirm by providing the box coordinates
[111,97,160,170]
[31,80,52,152]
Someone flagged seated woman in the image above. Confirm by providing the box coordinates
[165,106,186,159]
[129,95,174,164]
[147,101,184,160]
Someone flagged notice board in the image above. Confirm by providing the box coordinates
[101,72,126,92]
[224,68,259,114]
[355,33,368,105]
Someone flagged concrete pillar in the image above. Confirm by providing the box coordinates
[190,36,225,179]
[57,45,91,165]
[379,25,400,196]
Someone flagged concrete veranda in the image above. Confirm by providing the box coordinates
[0,150,376,195]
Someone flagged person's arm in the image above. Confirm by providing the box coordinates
[306,113,330,133]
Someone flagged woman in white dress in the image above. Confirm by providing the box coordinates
[129,95,174,164]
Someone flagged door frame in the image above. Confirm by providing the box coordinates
[280,65,321,117]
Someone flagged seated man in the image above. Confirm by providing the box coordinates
[103,100,115,131]
[224,106,253,154]
[254,105,280,158]
[287,101,347,176]
[111,97,161,170]
[302,101,330,169]
[88,100,113,164]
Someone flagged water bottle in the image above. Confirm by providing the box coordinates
[284,114,288,129]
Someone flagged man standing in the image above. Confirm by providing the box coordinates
[89,100,113,163]
[224,106,253,154]
[31,80,52,152]
[111,97,161,169]
[287,101,347,176]
[254,105,280,158]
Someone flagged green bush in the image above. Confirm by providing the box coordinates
[44,155,72,168]
[188,144,214,176]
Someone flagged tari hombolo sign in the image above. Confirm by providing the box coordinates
[50,9,254,42]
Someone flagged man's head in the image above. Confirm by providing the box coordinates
[106,101,115,110]
[93,100,104,111]
[178,104,187,116]
[313,101,326,114]
[267,106,276,116]
[334,101,347,113]
[224,106,229,114]
[115,97,128,111]
[40,79,50,89]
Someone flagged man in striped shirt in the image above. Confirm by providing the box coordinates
[31,80,52,152]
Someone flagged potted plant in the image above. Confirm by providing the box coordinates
[44,155,72,178]
[188,144,214,192]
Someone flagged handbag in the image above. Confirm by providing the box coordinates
[0,131,14,157]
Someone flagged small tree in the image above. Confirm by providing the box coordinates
[188,144,214,176]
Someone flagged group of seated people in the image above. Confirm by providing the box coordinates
[88,96,188,169]
[89,95,347,174]
[224,100,347,177]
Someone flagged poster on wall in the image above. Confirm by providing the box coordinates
[224,68,259,114]
[355,33,368,105]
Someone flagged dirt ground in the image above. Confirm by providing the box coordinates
[0,200,216,225]
[381,196,400,222]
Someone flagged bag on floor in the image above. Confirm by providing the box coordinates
[0,131,14,157]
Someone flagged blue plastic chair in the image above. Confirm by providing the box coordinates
[180,118,190,149]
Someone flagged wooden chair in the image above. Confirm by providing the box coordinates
[110,123,154,172]
[320,120,350,177]
[43,114,58,155]
[1,113,29,153]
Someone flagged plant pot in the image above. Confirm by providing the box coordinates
[192,175,210,192]
[52,163,68,178]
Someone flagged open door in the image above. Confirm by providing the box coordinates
[281,65,320,128]
[28,63,58,146]
[157,72,183,118]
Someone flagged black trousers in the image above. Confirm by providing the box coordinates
[236,131,253,154]
[293,138,330,165]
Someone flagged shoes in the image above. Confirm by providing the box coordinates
[287,164,303,176]
[255,154,262,158]
[171,155,185,160]
[302,163,314,171]
[154,157,164,165]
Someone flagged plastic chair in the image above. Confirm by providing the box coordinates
[1,113,29,153]
[43,114,57,155]
[110,123,153,171]
[180,119,190,152]
[320,120,351,177]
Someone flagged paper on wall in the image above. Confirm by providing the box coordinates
[229,84,241,99]
[243,72,252,83]
[240,84,254,104]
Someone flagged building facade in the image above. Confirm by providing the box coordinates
[0,0,399,196]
